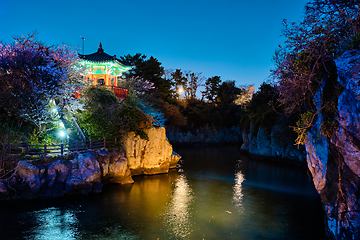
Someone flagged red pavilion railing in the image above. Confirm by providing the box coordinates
[74,85,128,100]
[102,85,129,100]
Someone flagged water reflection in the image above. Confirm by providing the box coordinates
[0,146,326,240]
[233,169,245,210]
[26,207,79,240]
[164,174,193,239]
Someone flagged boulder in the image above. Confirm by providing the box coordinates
[122,127,176,175]
[0,179,9,196]
[105,149,134,184]
[47,159,71,187]
[170,152,181,169]
[15,161,41,198]
[65,152,102,195]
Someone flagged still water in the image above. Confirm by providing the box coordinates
[0,146,327,240]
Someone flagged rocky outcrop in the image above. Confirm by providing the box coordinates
[305,50,360,240]
[167,126,241,145]
[242,122,306,162]
[65,152,102,195]
[122,127,179,175]
[0,127,181,200]
[97,148,134,184]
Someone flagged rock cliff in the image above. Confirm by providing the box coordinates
[0,127,180,200]
[304,50,360,240]
[167,126,241,145]
[241,122,307,162]
[123,127,176,175]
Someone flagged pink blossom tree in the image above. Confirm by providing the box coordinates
[0,33,85,135]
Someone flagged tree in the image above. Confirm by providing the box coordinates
[120,53,173,102]
[202,76,221,102]
[0,33,85,134]
[216,81,243,126]
[167,69,204,100]
[117,76,154,96]
[171,69,187,98]
[271,0,360,144]
[185,71,204,100]
[78,86,151,140]
[216,81,241,104]
[271,0,360,114]
[239,82,281,132]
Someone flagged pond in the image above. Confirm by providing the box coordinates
[0,145,327,239]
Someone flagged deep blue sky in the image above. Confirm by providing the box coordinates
[1,0,309,91]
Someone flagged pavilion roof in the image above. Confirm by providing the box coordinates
[78,42,132,67]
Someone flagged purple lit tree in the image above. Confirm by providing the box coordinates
[0,33,85,135]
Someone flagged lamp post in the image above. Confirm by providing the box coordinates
[80,36,85,54]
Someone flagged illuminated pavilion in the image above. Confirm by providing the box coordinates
[78,43,133,98]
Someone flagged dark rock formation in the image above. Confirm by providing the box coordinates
[305,50,360,240]
[167,126,241,145]
[241,123,306,162]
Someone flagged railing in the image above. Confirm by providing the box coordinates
[106,85,128,99]
[74,85,129,100]
[1,138,119,158]
[97,85,129,99]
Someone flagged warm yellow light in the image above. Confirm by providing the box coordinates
[178,87,184,94]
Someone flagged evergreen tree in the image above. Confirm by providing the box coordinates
[202,76,221,102]
[120,53,173,102]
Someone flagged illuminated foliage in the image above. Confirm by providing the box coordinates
[272,0,360,114]
[0,33,85,139]
[77,86,151,140]
[270,0,360,143]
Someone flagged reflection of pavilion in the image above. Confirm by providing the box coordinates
[78,43,133,99]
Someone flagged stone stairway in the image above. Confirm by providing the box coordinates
[61,116,87,150]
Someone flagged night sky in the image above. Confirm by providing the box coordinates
[1,0,309,91]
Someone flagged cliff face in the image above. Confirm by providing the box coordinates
[167,126,241,145]
[122,127,176,175]
[305,50,360,240]
[242,123,307,162]
[0,127,180,200]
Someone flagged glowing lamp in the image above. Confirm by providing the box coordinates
[59,131,66,137]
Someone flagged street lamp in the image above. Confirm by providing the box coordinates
[178,86,184,98]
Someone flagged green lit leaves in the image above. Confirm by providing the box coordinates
[293,111,314,145]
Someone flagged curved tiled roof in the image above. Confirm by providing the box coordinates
[78,43,132,66]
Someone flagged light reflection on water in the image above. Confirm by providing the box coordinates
[163,174,193,239]
[25,207,79,240]
[0,146,327,240]
[233,170,245,211]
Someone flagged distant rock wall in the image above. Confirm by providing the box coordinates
[0,126,180,200]
[167,126,241,145]
[241,123,306,162]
